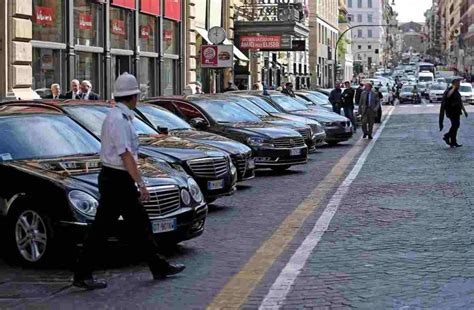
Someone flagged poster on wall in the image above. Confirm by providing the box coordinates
[141,0,160,15]
[34,6,55,27]
[140,25,151,39]
[79,13,93,30]
[164,0,181,21]
[111,19,126,36]
[201,45,233,68]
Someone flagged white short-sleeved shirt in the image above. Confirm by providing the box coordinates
[100,102,139,170]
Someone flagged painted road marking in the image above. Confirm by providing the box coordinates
[207,107,395,309]
[258,107,396,309]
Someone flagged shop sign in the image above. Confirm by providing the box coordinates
[240,35,282,49]
[111,19,126,36]
[164,0,181,21]
[112,0,136,10]
[79,13,93,30]
[34,6,55,27]
[140,25,151,39]
[201,45,233,68]
[141,0,160,15]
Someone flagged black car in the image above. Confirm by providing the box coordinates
[41,101,237,203]
[147,97,308,172]
[0,104,207,265]
[134,103,255,181]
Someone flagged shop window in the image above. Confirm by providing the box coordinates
[74,0,104,46]
[163,19,179,55]
[139,14,157,52]
[75,52,100,95]
[139,57,155,99]
[32,0,65,42]
[162,58,177,95]
[110,6,133,50]
[32,48,64,95]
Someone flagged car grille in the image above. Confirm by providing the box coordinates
[187,157,229,178]
[234,152,252,176]
[340,121,351,127]
[272,137,305,149]
[144,185,181,218]
[296,128,311,140]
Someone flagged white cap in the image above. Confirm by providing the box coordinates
[114,72,141,97]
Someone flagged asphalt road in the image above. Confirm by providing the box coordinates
[1,103,473,309]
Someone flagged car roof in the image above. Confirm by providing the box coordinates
[0,102,64,116]
[42,99,114,107]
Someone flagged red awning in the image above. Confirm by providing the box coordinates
[141,0,160,15]
[164,0,181,21]
[112,0,136,10]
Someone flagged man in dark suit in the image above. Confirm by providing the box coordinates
[46,83,65,99]
[341,81,356,130]
[79,80,100,100]
[359,83,380,139]
[439,78,468,147]
[64,79,81,99]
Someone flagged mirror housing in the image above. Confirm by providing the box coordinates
[157,126,169,135]
[189,117,209,130]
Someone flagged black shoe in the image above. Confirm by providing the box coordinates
[152,263,186,280]
[442,135,451,146]
[368,135,373,140]
[450,143,463,148]
[73,278,107,290]
[363,134,367,138]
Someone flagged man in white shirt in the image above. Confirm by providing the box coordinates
[73,73,185,290]
[47,83,64,99]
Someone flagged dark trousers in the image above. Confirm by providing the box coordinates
[361,110,376,136]
[343,106,356,128]
[445,115,460,145]
[74,166,169,280]
[331,103,340,114]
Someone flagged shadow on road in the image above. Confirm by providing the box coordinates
[255,169,304,177]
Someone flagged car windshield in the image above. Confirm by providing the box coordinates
[460,85,473,93]
[191,99,262,123]
[243,96,281,113]
[226,97,269,117]
[431,84,446,90]
[418,76,433,82]
[271,95,309,112]
[137,104,191,130]
[402,86,414,92]
[298,93,325,104]
[63,105,157,137]
[0,114,100,161]
[311,92,329,100]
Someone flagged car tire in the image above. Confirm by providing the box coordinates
[6,203,55,266]
[271,165,291,172]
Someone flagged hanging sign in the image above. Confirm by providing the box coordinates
[141,0,160,15]
[201,45,233,68]
[79,13,93,30]
[111,19,126,36]
[164,0,181,21]
[34,6,55,27]
[240,35,282,49]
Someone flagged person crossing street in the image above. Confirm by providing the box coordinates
[73,73,185,290]
[359,83,380,140]
[439,77,468,148]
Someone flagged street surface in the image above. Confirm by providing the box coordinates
[1,103,474,309]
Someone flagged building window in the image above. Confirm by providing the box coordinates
[110,6,133,50]
[32,0,65,42]
[367,14,372,23]
[368,45,372,49]
[162,58,177,95]
[139,14,157,52]
[348,0,352,7]
[139,57,155,98]
[358,45,362,49]
[32,48,64,94]
[358,29,363,38]
[357,14,362,22]
[75,52,100,94]
[367,0,372,8]
[74,0,103,46]
[368,29,373,38]
[163,19,179,55]
[357,0,362,8]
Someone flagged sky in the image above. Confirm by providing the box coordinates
[392,0,432,23]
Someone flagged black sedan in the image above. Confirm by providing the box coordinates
[147,97,308,172]
[0,103,207,265]
[41,101,237,203]
[134,103,255,181]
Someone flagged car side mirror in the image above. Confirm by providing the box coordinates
[157,126,169,135]
[189,117,209,129]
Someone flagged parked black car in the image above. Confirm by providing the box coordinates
[41,101,237,203]
[134,102,255,181]
[0,103,207,265]
[146,96,308,172]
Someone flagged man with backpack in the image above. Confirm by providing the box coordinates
[439,78,468,148]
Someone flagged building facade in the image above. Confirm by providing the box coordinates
[399,22,427,55]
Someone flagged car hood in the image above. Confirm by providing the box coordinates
[272,113,321,126]
[287,110,349,123]
[429,90,445,94]
[222,122,301,138]
[261,116,308,129]
[169,129,252,155]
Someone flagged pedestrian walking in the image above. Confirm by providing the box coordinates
[355,83,364,106]
[281,82,296,97]
[341,81,356,131]
[47,83,65,99]
[79,80,100,100]
[65,79,81,99]
[359,83,380,139]
[73,73,185,290]
[439,77,468,148]
[328,83,343,114]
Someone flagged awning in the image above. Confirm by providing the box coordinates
[195,28,249,66]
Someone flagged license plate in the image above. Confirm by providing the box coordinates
[208,179,224,190]
[290,148,301,156]
[247,159,255,169]
[152,218,176,234]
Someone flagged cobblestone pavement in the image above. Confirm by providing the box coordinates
[1,104,473,309]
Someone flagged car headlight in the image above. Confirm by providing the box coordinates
[246,137,274,147]
[230,160,237,176]
[68,190,98,217]
[180,189,191,206]
[187,178,203,203]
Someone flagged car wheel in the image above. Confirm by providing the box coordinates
[271,165,291,172]
[7,206,54,266]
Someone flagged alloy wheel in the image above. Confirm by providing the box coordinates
[14,210,48,262]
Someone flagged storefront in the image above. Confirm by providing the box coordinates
[31,0,184,99]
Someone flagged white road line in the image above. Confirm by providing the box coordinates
[258,107,396,309]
